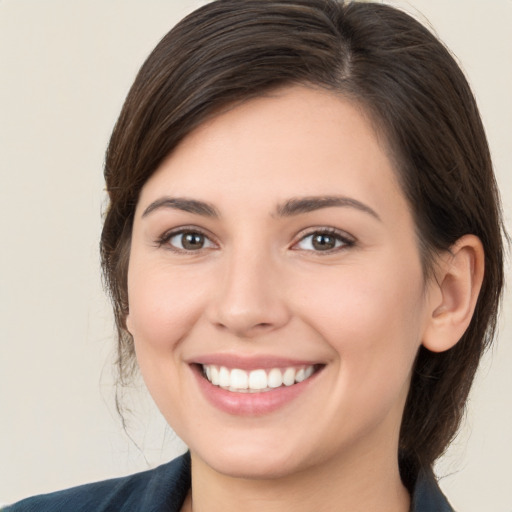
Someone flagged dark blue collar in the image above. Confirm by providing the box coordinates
[411,467,455,511]
[4,452,455,511]
[168,453,455,512]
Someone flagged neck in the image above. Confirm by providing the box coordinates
[184,446,410,512]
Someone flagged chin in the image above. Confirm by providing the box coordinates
[190,436,314,480]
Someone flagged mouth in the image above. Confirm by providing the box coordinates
[190,357,326,415]
[198,363,322,393]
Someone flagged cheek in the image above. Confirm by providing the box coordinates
[125,261,211,429]
[296,258,427,388]
[299,258,425,337]
[126,261,208,353]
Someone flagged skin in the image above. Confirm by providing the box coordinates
[126,86,483,512]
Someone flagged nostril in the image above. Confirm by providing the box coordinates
[213,321,274,336]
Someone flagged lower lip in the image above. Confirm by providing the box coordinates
[191,365,321,416]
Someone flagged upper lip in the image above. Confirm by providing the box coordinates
[189,354,323,370]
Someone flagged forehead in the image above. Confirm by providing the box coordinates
[137,86,407,222]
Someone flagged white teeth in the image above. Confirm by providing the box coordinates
[230,368,248,390]
[201,364,317,392]
[267,368,283,388]
[210,366,219,385]
[248,369,267,390]
[282,367,295,386]
[295,368,306,382]
[219,366,230,387]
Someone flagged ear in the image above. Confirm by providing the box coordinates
[422,235,485,353]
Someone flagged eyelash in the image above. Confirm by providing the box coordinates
[156,227,355,254]
[156,227,217,253]
[292,228,355,254]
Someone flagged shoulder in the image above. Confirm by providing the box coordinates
[3,452,191,512]
[411,467,455,512]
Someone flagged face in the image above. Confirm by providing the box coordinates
[127,86,436,480]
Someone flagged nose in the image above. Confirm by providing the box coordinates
[206,247,291,338]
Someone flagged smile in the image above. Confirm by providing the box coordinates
[201,364,317,393]
[191,359,325,415]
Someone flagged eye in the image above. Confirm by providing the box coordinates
[293,229,354,252]
[160,229,216,252]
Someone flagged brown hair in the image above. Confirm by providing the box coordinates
[100,0,505,482]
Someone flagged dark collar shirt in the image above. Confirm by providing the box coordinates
[3,452,455,512]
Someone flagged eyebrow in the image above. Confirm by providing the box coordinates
[275,195,381,220]
[142,197,219,218]
[141,195,380,221]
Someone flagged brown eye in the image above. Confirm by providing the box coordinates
[182,233,205,250]
[168,231,214,251]
[294,230,354,252]
[311,233,337,251]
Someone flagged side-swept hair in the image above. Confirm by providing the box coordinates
[100,0,505,483]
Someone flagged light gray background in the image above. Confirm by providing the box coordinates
[1,0,510,509]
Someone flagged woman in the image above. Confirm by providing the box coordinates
[4,0,506,511]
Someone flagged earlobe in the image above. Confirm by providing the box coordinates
[422,235,485,353]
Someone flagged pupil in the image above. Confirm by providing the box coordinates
[312,234,335,250]
[183,233,204,250]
